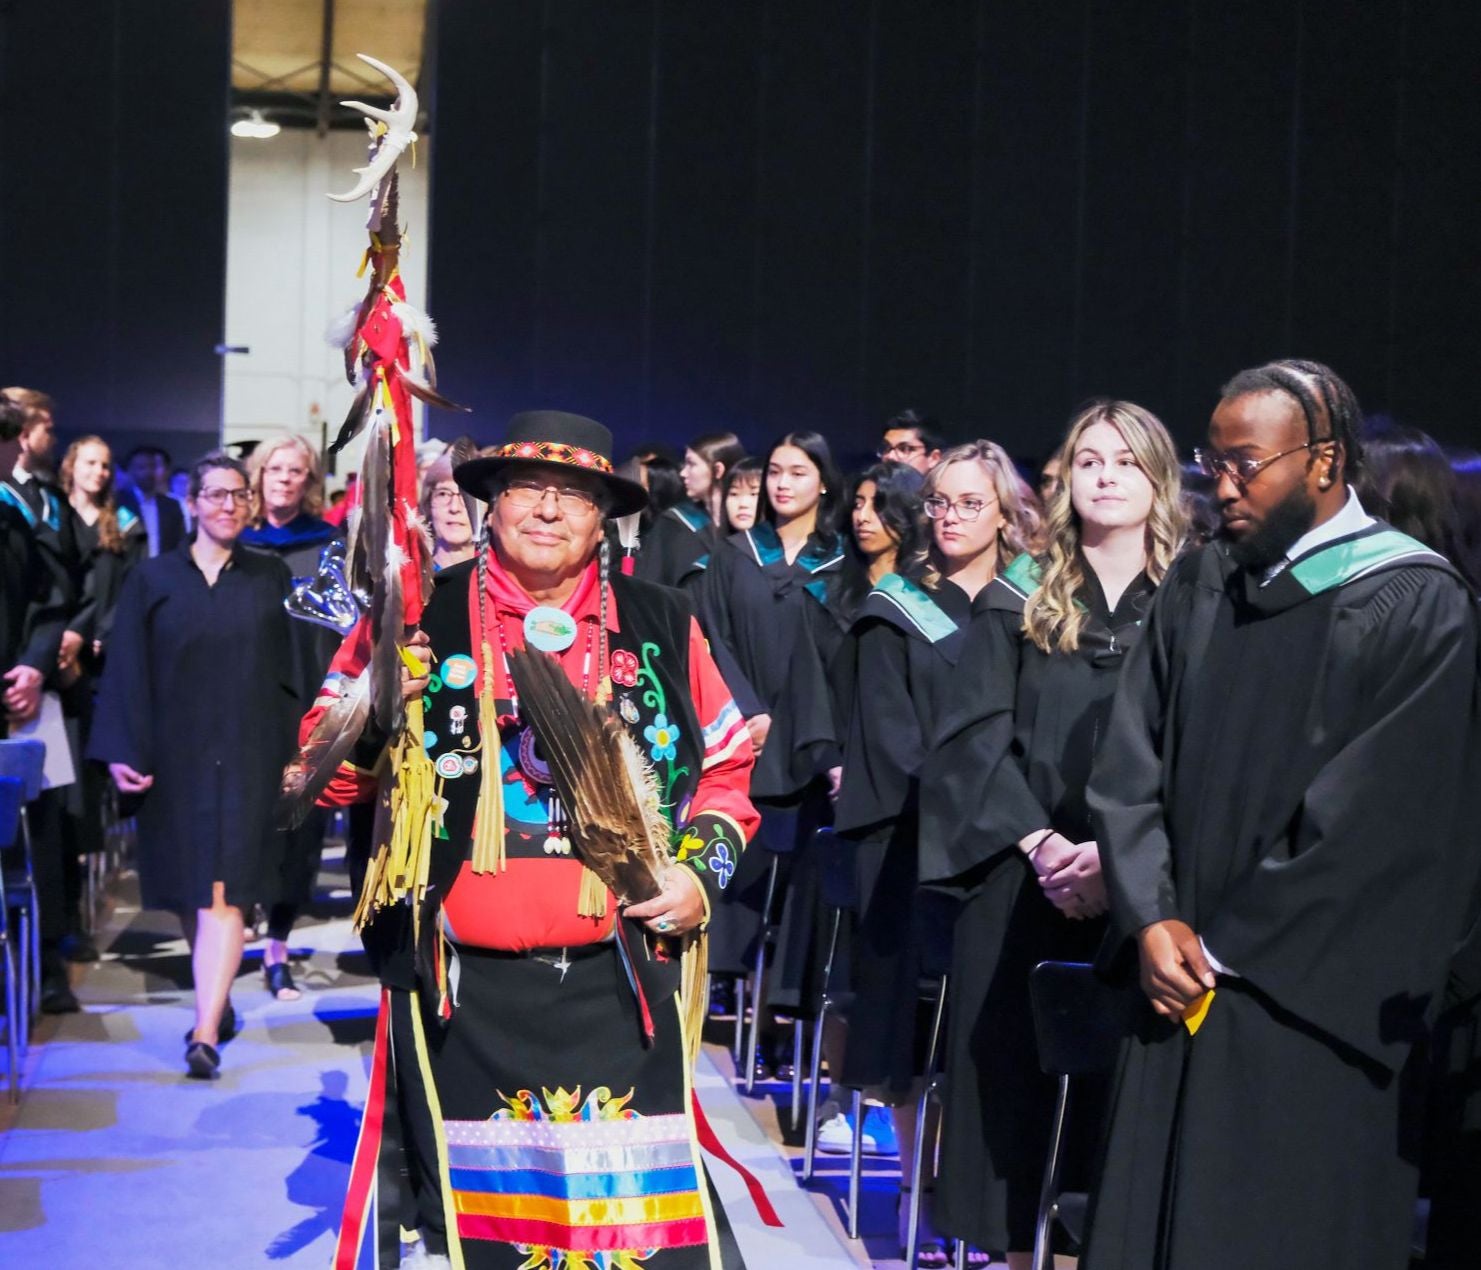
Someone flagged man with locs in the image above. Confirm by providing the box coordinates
[1081,359,1480,1270]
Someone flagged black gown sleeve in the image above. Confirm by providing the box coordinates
[1085,572,1185,948]
[918,609,1052,885]
[693,543,765,717]
[833,618,918,835]
[1200,571,1481,1070]
[86,564,157,772]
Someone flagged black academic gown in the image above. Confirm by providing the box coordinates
[831,576,976,1095]
[1,502,66,676]
[694,524,844,976]
[87,543,303,916]
[1081,527,1481,1270]
[922,557,1154,1252]
[633,501,714,591]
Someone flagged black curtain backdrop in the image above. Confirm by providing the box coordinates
[433,2,1478,462]
[0,0,231,465]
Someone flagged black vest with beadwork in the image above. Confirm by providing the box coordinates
[417,561,704,879]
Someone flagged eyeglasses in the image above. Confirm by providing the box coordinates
[878,440,925,459]
[429,488,465,507]
[1193,439,1329,488]
[923,494,996,521]
[197,487,252,508]
[501,479,601,516]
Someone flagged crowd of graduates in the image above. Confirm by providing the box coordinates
[4,363,1481,1268]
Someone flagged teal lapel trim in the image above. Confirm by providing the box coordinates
[871,573,959,643]
[1287,526,1448,597]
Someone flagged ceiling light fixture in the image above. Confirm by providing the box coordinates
[231,110,281,140]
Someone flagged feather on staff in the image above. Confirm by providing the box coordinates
[505,646,671,906]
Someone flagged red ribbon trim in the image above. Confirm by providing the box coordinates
[333,987,392,1269]
[691,1092,784,1228]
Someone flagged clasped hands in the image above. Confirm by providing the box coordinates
[1022,830,1108,920]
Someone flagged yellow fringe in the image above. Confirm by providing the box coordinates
[679,934,709,1070]
[352,696,438,933]
[469,640,505,875]
[577,867,608,918]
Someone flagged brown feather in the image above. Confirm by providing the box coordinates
[505,647,668,905]
[395,365,471,414]
[369,544,405,734]
[277,667,372,828]
[328,377,373,454]
[348,414,391,597]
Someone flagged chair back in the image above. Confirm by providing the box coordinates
[0,739,46,801]
[1030,960,1135,1078]
[0,776,23,850]
[816,828,858,911]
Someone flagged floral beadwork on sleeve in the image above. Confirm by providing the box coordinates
[674,812,743,894]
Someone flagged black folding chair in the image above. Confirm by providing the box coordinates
[1028,960,1133,1270]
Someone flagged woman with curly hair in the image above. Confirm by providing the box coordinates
[921,402,1184,1267]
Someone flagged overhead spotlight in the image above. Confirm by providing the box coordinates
[231,110,281,140]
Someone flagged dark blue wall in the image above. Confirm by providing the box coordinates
[0,0,231,466]
[426,0,1481,464]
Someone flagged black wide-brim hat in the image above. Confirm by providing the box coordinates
[453,410,648,518]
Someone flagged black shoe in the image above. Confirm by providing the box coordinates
[40,977,81,1014]
[59,932,100,963]
[264,960,301,1000]
[185,1039,221,1079]
[183,1001,237,1046]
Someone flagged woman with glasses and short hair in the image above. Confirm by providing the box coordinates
[420,438,483,572]
[89,452,305,1078]
[921,406,1184,1268]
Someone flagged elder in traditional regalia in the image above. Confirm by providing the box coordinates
[305,411,760,1270]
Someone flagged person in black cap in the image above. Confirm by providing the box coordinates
[307,410,762,1269]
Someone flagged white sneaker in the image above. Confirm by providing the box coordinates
[815,1112,854,1154]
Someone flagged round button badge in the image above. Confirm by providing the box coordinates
[524,606,578,653]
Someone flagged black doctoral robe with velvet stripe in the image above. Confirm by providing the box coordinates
[1082,527,1481,1270]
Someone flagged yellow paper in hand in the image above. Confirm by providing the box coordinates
[1183,989,1214,1035]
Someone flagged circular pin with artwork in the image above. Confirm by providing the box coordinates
[461,755,479,775]
[524,606,578,653]
[422,730,439,751]
[440,654,477,691]
[436,752,467,780]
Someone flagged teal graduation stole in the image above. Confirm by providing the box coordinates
[669,501,710,534]
[1286,526,1447,597]
[869,573,959,643]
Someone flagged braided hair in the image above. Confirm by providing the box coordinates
[1219,359,1365,486]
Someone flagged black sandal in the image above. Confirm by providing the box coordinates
[264,961,301,1000]
[185,1039,221,1080]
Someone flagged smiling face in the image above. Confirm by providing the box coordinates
[930,459,1003,562]
[766,444,823,525]
[189,466,252,548]
[487,461,607,587]
[850,479,898,561]
[725,473,760,531]
[1069,420,1155,533]
[71,441,113,499]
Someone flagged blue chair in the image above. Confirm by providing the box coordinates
[0,775,26,1101]
[0,738,44,1025]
